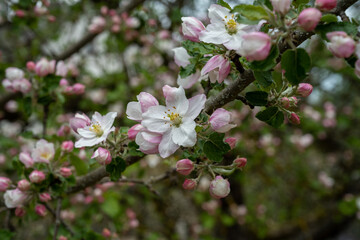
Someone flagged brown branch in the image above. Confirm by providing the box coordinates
[45,202,75,236]
[53,198,62,240]
[54,0,147,61]
[330,0,358,15]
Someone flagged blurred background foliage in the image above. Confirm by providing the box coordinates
[1,0,360,239]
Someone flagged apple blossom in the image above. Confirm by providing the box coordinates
[6,67,24,80]
[31,139,55,164]
[141,86,206,158]
[12,78,32,93]
[35,58,56,77]
[35,204,47,217]
[209,108,236,133]
[200,4,260,50]
[296,83,313,97]
[88,16,106,33]
[326,31,355,58]
[233,157,247,168]
[15,10,26,18]
[60,168,72,178]
[201,55,231,83]
[209,176,230,199]
[0,177,11,192]
[61,141,74,152]
[74,112,117,148]
[2,79,14,92]
[181,17,205,42]
[4,188,29,208]
[237,32,272,62]
[135,129,162,154]
[271,0,292,15]
[128,124,143,140]
[72,83,85,94]
[15,207,26,217]
[91,147,112,165]
[26,61,36,71]
[315,0,337,11]
[126,92,159,122]
[176,159,194,175]
[39,192,51,202]
[289,113,301,125]
[17,179,31,191]
[29,170,46,183]
[19,152,34,168]
[182,179,197,190]
[298,8,322,32]
[56,61,68,77]
[225,137,237,149]
[69,113,91,133]
[100,6,108,15]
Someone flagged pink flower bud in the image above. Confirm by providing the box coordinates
[109,10,117,17]
[281,97,290,109]
[289,113,301,125]
[47,15,56,22]
[102,228,111,238]
[88,16,106,33]
[298,8,322,32]
[19,152,34,168]
[315,0,337,11]
[137,92,159,113]
[58,236,68,240]
[148,19,157,27]
[72,83,85,95]
[15,207,26,217]
[91,147,112,165]
[69,113,91,133]
[201,55,231,83]
[111,24,120,33]
[59,78,69,87]
[26,61,36,71]
[39,192,51,202]
[57,125,71,137]
[181,17,205,42]
[182,179,197,190]
[176,159,194,175]
[135,130,162,154]
[60,168,72,178]
[35,204,47,217]
[290,96,298,105]
[112,15,121,25]
[128,124,143,140]
[326,31,355,58]
[233,157,247,168]
[17,179,31,191]
[0,177,11,192]
[209,108,236,133]
[209,176,230,199]
[238,32,272,62]
[56,61,68,77]
[100,6,108,16]
[15,10,26,18]
[61,141,74,152]
[29,170,46,183]
[225,137,237,149]
[296,83,313,97]
[35,58,55,77]
[63,86,73,95]
[271,0,292,15]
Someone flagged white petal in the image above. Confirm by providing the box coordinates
[142,105,171,133]
[172,47,191,67]
[171,119,197,147]
[159,131,179,158]
[92,112,102,123]
[77,128,97,138]
[186,94,206,120]
[177,70,201,89]
[75,137,101,148]
[200,24,229,44]
[126,102,142,121]
[208,4,230,24]
[163,86,189,115]
[101,112,117,131]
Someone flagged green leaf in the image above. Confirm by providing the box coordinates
[101,196,120,218]
[316,22,358,39]
[249,45,279,71]
[281,48,311,85]
[245,91,268,106]
[128,141,145,157]
[292,0,309,7]
[106,157,126,181]
[203,133,231,162]
[320,14,338,23]
[37,95,54,105]
[69,153,89,176]
[232,4,269,21]
[182,40,218,56]
[179,63,196,78]
[268,111,284,128]
[0,230,15,240]
[253,0,272,10]
[217,0,231,10]
[254,71,273,88]
[256,106,278,122]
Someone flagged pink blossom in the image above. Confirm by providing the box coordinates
[271,0,292,15]
[57,125,71,137]
[209,176,230,199]
[91,147,112,165]
[39,193,51,202]
[181,17,205,42]
[233,157,247,168]
[209,108,236,133]
[61,141,74,152]
[15,10,26,18]
[35,58,56,77]
[225,137,237,149]
[72,83,85,95]
[100,6,108,16]
[19,152,34,168]
[47,15,56,22]
[56,61,68,77]
[69,113,91,133]
[296,83,313,97]
[128,124,143,140]
[0,177,11,192]
[182,179,197,190]
[6,67,24,80]
[281,97,290,109]
[60,168,72,178]
[135,129,162,154]
[201,55,231,83]
[315,0,337,11]
[102,228,111,238]
[298,8,322,32]
[326,31,355,58]
[238,32,272,61]
[176,159,194,175]
[15,207,26,217]
[289,113,301,125]
[126,92,159,122]
[17,179,31,191]
[35,204,47,217]
[29,170,46,183]
[26,61,36,71]
[32,139,55,164]
[58,236,68,240]
[12,78,31,93]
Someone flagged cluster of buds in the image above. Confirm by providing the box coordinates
[2,67,31,94]
[14,2,56,22]
[60,79,85,95]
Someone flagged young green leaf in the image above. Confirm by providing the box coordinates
[245,91,269,106]
[281,48,311,85]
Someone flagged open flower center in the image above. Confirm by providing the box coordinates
[40,152,51,160]
[90,123,103,137]
[224,15,237,34]
[164,108,182,127]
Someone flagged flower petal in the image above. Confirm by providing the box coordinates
[162,85,189,115]
[186,94,206,120]
[75,137,101,148]
[158,131,179,158]
[142,105,171,133]
[77,128,97,138]
[208,4,230,24]
[171,118,197,147]
[177,70,201,89]
[201,55,225,76]
[126,102,142,122]
[172,47,191,67]
[100,112,117,132]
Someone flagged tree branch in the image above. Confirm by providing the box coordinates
[52,198,62,240]
[45,202,75,236]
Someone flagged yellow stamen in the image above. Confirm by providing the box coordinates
[226,19,237,34]
[90,123,103,137]
[167,112,182,127]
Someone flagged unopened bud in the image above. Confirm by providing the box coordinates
[298,8,322,32]
[289,113,301,125]
[225,137,237,149]
[296,83,313,97]
[209,176,230,199]
[35,204,47,217]
[17,179,31,191]
[233,157,247,168]
[60,168,72,178]
[182,179,197,190]
[176,159,194,175]
[39,192,51,202]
